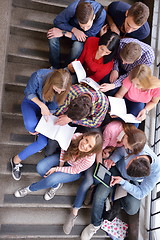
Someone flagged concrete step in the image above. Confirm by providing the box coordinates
[2,89,24,114]
[0,224,107,239]
[0,174,82,198]
[4,62,42,84]
[12,0,68,13]
[7,34,49,66]
[10,5,54,39]
[1,116,32,144]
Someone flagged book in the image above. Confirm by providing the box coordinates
[72,60,100,91]
[94,163,112,188]
[108,96,141,124]
[35,115,77,151]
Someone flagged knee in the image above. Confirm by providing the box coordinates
[49,37,59,46]
[36,163,45,176]
[23,118,37,133]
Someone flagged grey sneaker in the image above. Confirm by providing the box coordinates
[81,224,100,240]
[14,187,31,198]
[10,157,23,181]
[63,212,78,234]
[44,183,63,200]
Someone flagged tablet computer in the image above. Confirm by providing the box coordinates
[94,163,111,188]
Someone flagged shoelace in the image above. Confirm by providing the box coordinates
[19,188,28,196]
[14,163,23,171]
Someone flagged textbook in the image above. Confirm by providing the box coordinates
[35,115,77,151]
[72,60,100,91]
[108,96,141,124]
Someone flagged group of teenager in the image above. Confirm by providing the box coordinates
[10,1,160,240]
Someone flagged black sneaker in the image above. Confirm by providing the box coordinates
[103,200,121,221]
[10,158,23,181]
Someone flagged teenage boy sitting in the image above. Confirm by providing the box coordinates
[47,0,106,68]
[81,145,160,240]
[99,38,155,95]
[102,1,150,41]
[45,84,109,156]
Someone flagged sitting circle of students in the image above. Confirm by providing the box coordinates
[10,1,160,240]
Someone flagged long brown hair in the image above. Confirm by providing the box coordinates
[122,122,146,155]
[63,132,103,162]
[42,69,72,105]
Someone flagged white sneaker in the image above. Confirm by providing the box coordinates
[81,224,100,240]
[63,212,78,234]
[14,187,31,198]
[44,183,63,200]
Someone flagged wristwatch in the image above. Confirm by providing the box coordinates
[62,30,66,37]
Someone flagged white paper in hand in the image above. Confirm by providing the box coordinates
[72,61,100,91]
[35,115,77,150]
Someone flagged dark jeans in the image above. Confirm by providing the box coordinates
[91,166,141,226]
[48,37,84,68]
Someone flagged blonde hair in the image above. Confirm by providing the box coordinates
[129,64,160,89]
[42,69,72,105]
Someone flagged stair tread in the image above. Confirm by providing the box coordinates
[0,224,106,237]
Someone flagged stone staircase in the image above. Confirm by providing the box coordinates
[0,0,109,239]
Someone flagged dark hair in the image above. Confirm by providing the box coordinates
[120,42,142,63]
[127,156,151,177]
[65,95,92,120]
[128,2,149,26]
[99,31,120,64]
[63,132,103,162]
[123,123,147,155]
[76,2,94,24]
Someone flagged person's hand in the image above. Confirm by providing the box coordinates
[68,61,76,73]
[29,131,39,135]
[55,115,72,126]
[136,109,147,121]
[110,176,123,186]
[99,83,115,92]
[72,27,87,42]
[109,70,119,83]
[40,104,51,121]
[44,167,56,177]
[59,161,64,167]
[47,27,63,39]
[104,159,115,170]
[99,24,108,36]
[110,24,120,35]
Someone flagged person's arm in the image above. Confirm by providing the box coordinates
[47,27,72,39]
[53,0,79,32]
[137,97,160,121]
[31,97,51,118]
[115,85,128,98]
[106,14,120,35]
[54,154,96,174]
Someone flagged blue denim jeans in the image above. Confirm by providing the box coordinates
[19,98,48,160]
[124,98,145,128]
[21,98,41,133]
[73,164,96,209]
[91,167,141,226]
[48,37,84,68]
[29,153,81,191]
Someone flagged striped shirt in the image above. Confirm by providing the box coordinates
[55,133,96,174]
[113,38,155,88]
[55,84,109,128]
